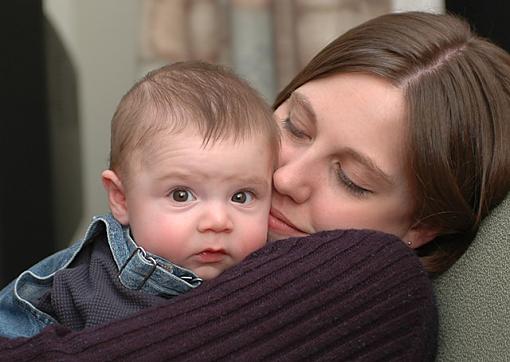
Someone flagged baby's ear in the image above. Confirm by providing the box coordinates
[101,170,129,225]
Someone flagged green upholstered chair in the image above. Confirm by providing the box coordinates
[434,194,510,361]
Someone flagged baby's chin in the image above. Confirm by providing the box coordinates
[193,266,226,280]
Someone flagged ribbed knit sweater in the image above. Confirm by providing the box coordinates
[0,229,437,361]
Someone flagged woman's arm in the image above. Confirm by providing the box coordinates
[0,229,437,361]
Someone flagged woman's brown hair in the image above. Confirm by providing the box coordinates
[274,12,510,275]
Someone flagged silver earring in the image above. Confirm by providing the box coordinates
[407,240,412,247]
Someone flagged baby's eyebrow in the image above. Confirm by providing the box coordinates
[218,174,270,190]
[156,172,270,188]
[154,171,192,182]
[237,176,270,187]
[290,92,317,125]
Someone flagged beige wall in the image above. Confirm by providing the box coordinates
[44,0,139,240]
[392,0,444,12]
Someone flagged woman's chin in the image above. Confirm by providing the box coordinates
[268,230,308,242]
[267,231,286,242]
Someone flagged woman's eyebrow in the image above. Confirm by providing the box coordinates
[343,147,395,188]
[290,92,317,125]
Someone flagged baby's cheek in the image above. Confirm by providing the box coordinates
[233,211,270,259]
[242,232,267,258]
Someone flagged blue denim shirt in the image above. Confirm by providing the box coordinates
[0,214,202,338]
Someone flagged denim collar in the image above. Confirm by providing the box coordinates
[86,214,202,297]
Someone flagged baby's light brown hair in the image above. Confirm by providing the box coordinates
[109,61,279,181]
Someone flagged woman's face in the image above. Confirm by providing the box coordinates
[269,72,426,246]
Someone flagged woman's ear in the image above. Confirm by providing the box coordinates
[101,170,129,225]
[402,224,439,249]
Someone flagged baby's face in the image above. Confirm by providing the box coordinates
[123,129,273,280]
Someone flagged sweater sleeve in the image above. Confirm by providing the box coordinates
[0,229,437,361]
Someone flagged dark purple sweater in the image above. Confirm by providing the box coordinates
[0,229,437,361]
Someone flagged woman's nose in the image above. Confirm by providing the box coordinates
[272,157,313,204]
[198,202,234,233]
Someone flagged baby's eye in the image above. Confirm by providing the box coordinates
[170,188,195,202]
[231,191,254,204]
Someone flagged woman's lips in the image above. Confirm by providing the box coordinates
[268,208,308,237]
[195,249,227,263]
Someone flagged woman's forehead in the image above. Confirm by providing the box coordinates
[297,72,402,108]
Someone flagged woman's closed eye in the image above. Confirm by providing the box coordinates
[335,165,372,198]
[282,117,311,141]
[282,113,372,198]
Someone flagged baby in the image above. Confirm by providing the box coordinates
[0,61,280,338]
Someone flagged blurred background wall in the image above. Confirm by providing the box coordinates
[1,0,447,286]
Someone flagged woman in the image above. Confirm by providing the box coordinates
[271,10,510,275]
[1,11,509,361]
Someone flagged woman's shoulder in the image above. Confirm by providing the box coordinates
[239,229,438,360]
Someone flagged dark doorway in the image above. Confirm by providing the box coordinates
[446,1,510,52]
[0,1,55,287]
[0,1,82,288]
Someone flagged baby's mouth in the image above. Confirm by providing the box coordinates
[195,249,227,263]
